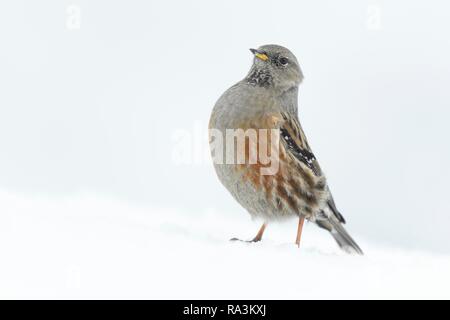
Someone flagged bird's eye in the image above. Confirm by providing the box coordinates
[279,57,289,66]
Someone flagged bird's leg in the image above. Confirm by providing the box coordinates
[230,223,267,243]
[250,223,267,242]
[295,217,305,247]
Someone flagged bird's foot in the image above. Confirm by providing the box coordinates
[230,223,267,243]
[230,237,262,243]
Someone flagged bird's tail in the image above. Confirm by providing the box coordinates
[328,218,363,255]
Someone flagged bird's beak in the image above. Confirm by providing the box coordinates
[250,48,269,61]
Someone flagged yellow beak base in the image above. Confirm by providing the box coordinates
[255,53,269,61]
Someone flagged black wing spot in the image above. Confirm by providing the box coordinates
[280,127,319,175]
[327,195,346,224]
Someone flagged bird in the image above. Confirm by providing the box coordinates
[208,44,363,255]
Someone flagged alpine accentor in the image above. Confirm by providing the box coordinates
[209,44,363,254]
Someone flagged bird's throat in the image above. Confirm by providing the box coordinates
[246,67,273,88]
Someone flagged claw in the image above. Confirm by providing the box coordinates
[230,237,261,243]
[230,223,267,244]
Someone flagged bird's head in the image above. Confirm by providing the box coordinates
[248,44,304,90]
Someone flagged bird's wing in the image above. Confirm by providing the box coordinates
[272,112,361,253]
[276,112,346,224]
[326,188,346,224]
[277,111,322,177]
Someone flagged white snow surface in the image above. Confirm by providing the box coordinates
[1,190,449,300]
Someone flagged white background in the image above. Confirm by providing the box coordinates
[1,1,450,298]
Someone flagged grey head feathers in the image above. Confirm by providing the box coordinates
[246,44,304,92]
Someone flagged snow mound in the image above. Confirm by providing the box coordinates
[0,190,449,299]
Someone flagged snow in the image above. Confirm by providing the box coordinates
[1,190,449,300]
